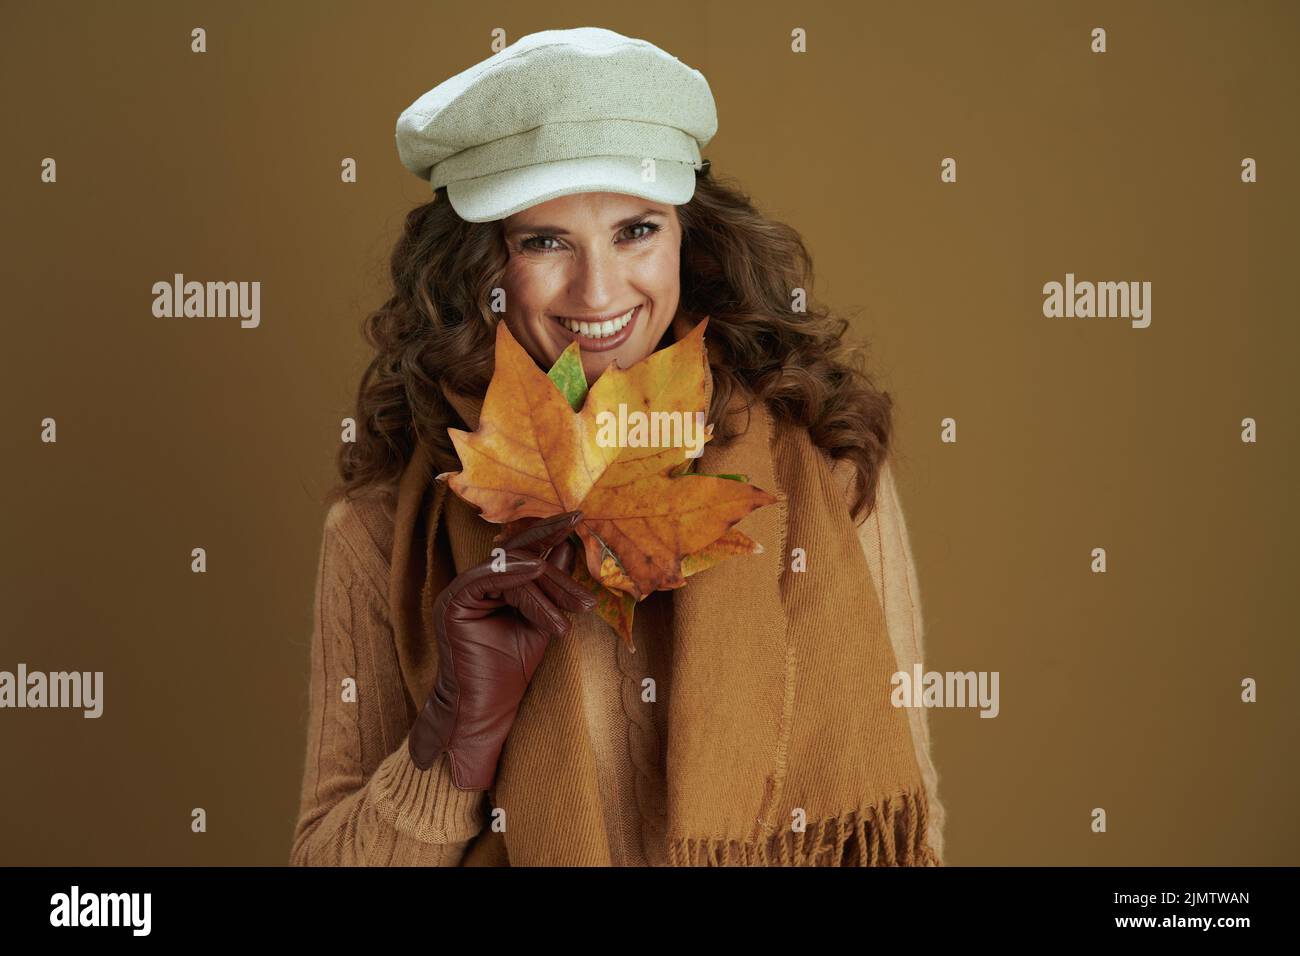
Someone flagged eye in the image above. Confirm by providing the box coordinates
[621,221,661,243]
[520,235,562,252]
[517,220,661,253]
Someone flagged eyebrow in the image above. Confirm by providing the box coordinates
[504,207,666,238]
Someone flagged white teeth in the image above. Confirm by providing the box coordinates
[560,306,636,338]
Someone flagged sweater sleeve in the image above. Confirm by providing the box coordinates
[289,499,487,866]
[838,456,949,864]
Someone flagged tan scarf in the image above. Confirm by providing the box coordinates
[385,320,940,866]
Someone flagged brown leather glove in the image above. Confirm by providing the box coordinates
[408,510,596,790]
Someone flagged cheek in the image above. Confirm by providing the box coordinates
[506,310,562,368]
[503,265,557,336]
[641,242,680,287]
[639,250,681,336]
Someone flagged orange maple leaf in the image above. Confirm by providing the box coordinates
[438,317,776,645]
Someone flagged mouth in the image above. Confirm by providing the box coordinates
[549,304,640,353]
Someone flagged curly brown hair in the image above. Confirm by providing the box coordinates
[326,165,896,525]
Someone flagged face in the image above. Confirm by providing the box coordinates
[500,191,682,382]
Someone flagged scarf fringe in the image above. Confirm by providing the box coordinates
[666,789,941,867]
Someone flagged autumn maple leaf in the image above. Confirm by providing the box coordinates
[437,317,777,647]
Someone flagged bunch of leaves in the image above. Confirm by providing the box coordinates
[437,318,776,648]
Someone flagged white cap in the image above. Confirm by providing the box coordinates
[395,27,718,222]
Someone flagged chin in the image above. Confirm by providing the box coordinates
[578,350,624,381]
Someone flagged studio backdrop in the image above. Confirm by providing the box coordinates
[1,0,1296,865]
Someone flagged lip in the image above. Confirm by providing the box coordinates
[549,304,640,353]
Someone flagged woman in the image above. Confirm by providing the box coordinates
[290,27,946,866]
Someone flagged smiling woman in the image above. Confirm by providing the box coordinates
[501,196,680,379]
[290,26,947,868]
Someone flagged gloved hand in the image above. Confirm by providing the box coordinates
[408,510,596,791]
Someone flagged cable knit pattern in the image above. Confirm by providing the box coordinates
[290,496,487,866]
[615,600,670,867]
[571,558,675,865]
[326,560,361,773]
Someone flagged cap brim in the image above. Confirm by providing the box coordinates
[445,155,699,223]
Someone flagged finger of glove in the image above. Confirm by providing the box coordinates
[545,537,575,571]
[535,554,599,612]
[447,557,545,615]
[505,579,571,638]
[501,510,583,555]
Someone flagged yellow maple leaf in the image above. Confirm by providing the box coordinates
[440,317,776,643]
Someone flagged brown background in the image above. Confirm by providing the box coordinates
[1,0,1296,865]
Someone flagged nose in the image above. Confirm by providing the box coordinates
[564,243,623,314]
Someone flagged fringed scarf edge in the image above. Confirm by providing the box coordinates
[665,787,942,867]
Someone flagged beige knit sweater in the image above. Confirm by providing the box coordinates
[290,454,947,866]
